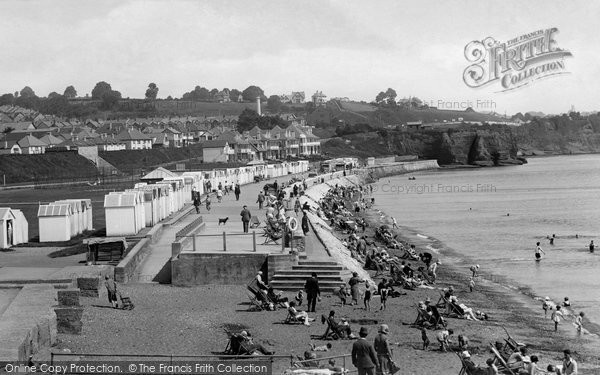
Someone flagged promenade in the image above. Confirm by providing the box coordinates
[135,173,332,282]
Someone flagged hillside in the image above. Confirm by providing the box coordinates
[0,152,99,184]
[99,145,205,172]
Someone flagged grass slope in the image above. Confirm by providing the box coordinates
[99,145,205,172]
[0,152,98,184]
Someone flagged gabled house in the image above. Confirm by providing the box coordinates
[17,135,46,154]
[162,127,182,147]
[201,140,232,163]
[115,129,152,150]
[38,134,64,148]
[0,140,21,155]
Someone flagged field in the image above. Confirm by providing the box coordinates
[99,144,205,173]
[0,152,98,185]
[0,182,132,242]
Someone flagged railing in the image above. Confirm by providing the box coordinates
[181,231,260,252]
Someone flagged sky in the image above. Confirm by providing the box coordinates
[1,0,599,115]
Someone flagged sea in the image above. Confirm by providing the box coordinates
[372,154,600,329]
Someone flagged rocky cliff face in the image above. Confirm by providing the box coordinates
[324,116,600,166]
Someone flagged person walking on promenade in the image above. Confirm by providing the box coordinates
[193,195,201,214]
[301,211,310,235]
[257,191,265,210]
[234,184,241,201]
[304,272,320,312]
[352,327,379,375]
[240,205,252,233]
[105,275,118,309]
[294,198,301,215]
[374,324,392,375]
[224,181,229,195]
[216,188,223,203]
[205,194,212,211]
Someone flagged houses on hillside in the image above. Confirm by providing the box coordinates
[0,105,322,163]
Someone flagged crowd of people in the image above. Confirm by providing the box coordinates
[225,175,585,375]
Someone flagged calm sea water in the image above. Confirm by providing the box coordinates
[373,154,600,326]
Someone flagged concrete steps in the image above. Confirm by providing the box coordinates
[270,261,345,292]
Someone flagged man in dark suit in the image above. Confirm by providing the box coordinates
[352,327,379,375]
[304,272,320,312]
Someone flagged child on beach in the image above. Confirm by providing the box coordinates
[420,327,430,350]
[337,284,348,306]
[468,277,475,292]
[551,305,564,332]
[542,297,553,318]
[575,312,585,335]
[363,282,372,311]
[469,264,479,277]
[295,290,303,307]
[379,285,388,311]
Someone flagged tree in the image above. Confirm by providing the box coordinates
[229,89,242,101]
[267,95,282,113]
[237,108,262,132]
[20,86,37,98]
[48,92,62,99]
[166,95,173,100]
[182,85,210,101]
[2,126,14,134]
[242,86,266,102]
[91,81,121,109]
[375,88,397,105]
[210,88,219,97]
[145,82,159,100]
[0,93,14,106]
[63,85,77,98]
[91,81,113,99]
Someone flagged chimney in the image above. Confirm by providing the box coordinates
[256,96,261,116]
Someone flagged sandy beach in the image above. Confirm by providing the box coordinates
[52,173,600,375]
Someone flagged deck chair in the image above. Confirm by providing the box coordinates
[489,344,517,375]
[263,227,283,245]
[284,306,308,324]
[223,334,252,355]
[321,316,352,340]
[249,216,261,229]
[437,291,450,309]
[247,285,272,311]
[455,351,488,375]
[501,326,525,352]
[412,306,445,329]
[447,302,467,319]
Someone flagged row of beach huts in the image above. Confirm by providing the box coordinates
[0,161,310,247]
[104,161,309,236]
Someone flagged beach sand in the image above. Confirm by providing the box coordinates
[52,174,600,374]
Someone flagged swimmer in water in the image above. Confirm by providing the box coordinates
[549,234,555,245]
[535,242,545,261]
[589,240,595,253]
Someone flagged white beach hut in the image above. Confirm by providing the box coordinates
[53,200,83,235]
[104,193,139,236]
[124,190,147,232]
[38,204,72,242]
[0,208,16,248]
[11,209,29,245]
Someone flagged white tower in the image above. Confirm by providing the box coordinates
[256,97,261,116]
